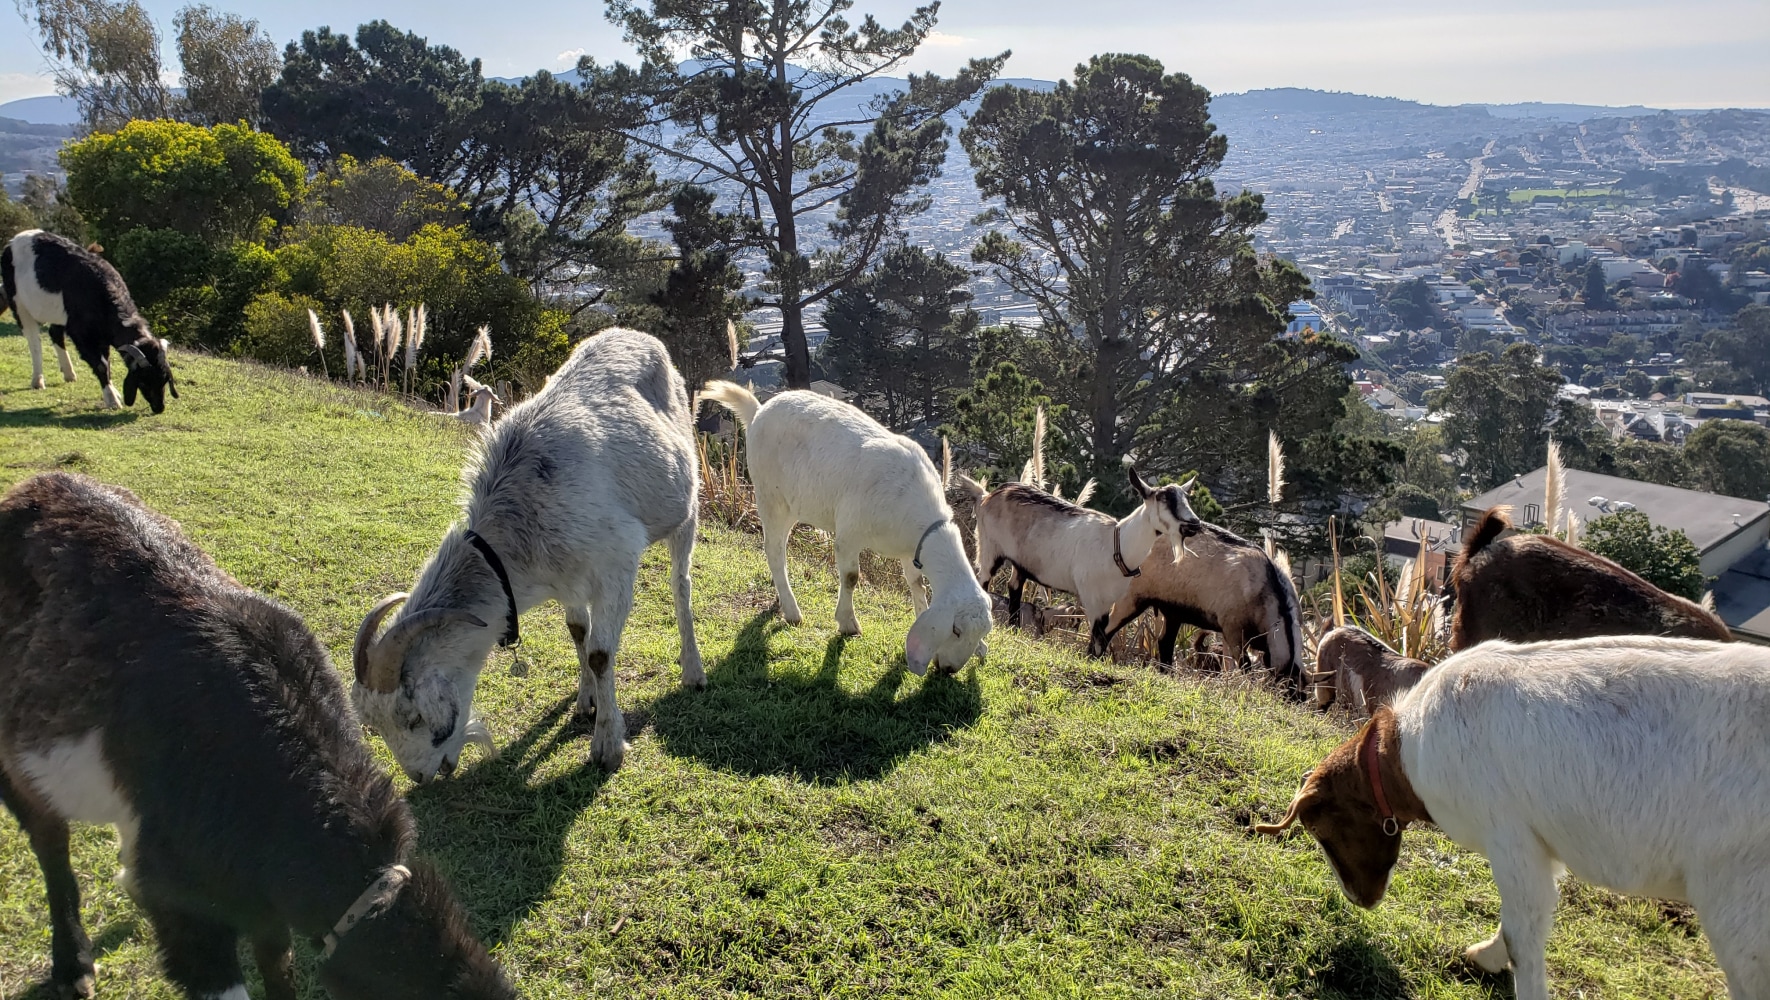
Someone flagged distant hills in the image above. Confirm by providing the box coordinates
[2,83,1759,132]
[0,95,79,126]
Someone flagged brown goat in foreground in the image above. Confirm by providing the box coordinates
[1310,625,1431,714]
[1449,508,1732,650]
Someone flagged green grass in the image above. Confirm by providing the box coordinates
[1505,187,1623,204]
[0,325,1727,999]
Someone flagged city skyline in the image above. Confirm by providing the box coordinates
[4,0,1769,108]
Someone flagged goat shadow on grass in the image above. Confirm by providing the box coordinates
[1287,935,1428,1000]
[646,610,984,783]
[13,919,139,1000]
[400,696,610,950]
[0,401,141,431]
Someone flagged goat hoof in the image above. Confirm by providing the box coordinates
[838,622,862,637]
[1463,937,1510,975]
[31,377,47,389]
[680,663,707,690]
[58,972,96,998]
[592,738,628,773]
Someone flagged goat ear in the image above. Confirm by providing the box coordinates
[1254,782,1318,835]
[904,626,932,677]
[1126,465,1152,499]
[122,369,139,407]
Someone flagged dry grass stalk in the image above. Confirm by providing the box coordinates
[697,433,758,532]
[1268,429,1286,506]
[1320,530,1450,664]
[306,309,329,381]
[1544,438,1565,536]
[341,309,358,383]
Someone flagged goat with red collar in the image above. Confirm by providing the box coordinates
[1258,635,1770,1000]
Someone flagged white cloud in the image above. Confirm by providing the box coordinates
[922,30,973,48]
[0,72,57,106]
[556,47,587,66]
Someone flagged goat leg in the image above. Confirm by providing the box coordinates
[0,772,95,997]
[252,926,298,1000]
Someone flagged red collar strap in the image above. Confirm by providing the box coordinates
[1360,722,1400,837]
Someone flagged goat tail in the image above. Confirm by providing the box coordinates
[699,380,760,427]
[1455,507,1512,577]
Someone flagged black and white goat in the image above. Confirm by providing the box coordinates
[355,328,702,778]
[0,472,514,1000]
[1,229,178,413]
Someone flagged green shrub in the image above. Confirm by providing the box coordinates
[270,223,543,396]
[1581,509,1707,600]
[61,120,305,245]
[241,291,329,369]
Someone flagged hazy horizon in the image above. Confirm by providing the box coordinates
[5,0,1768,109]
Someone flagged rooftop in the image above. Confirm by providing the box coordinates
[1715,546,1770,644]
[1462,467,1769,555]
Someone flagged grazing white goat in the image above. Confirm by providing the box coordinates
[958,466,1203,656]
[699,381,991,675]
[452,385,499,425]
[1257,636,1770,1000]
[355,328,701,777]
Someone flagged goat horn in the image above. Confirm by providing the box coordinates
[368,607,490,692]
[354,593,410,691]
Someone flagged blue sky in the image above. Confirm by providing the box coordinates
[4,0,1768,108]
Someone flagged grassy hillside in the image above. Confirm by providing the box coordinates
[0,325,1726,999]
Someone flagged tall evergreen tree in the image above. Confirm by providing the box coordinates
[174,5,280,127]
[960,53,1352,504]
[263,23,661,292]
[822,244,976,429]
[601,0,1006,388]
[22,0,171,131]
[648,186,750,404]
[1431,343,1566,490]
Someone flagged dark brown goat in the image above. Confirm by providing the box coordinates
[1449,507,1732,650]
[0,473,515,1000]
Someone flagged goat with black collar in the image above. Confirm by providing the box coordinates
[1,229,178,413]
[355,328,703,779]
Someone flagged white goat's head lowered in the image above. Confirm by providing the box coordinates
[352,594,496,783]
[1125,465,1204,562]
[904,593,993,677]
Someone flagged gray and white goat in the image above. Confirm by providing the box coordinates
[0,472,514,1000]
[354,328,701,778]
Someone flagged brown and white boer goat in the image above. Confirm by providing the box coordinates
[1258,636,1770,1000]
[0,473,514,1000]
[1093,520,1305,694]
[1450,508,1731,650]
[961,466,1203,656]
[1309,625,1431,714]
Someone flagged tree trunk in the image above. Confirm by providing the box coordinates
[781,301,812,388]
[1092,337,1129,487]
